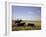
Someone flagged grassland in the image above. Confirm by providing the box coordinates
[12,20,41,31]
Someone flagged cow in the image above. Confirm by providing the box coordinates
[16,22,25,26]
[27,23,34,27]
[20,22,25,26]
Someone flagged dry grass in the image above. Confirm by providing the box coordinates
[12,20,41,31]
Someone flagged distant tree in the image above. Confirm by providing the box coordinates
[20,19,22,22]
[15,19,22,23]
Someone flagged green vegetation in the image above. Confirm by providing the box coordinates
[12,20,41,31]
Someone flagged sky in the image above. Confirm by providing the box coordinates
[12,6,41,21]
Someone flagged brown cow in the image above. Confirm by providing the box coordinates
[28,23,34,27]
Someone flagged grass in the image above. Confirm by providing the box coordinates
[12,20,41,31]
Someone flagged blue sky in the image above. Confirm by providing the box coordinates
[12,6,41,21]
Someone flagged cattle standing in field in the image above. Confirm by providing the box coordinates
[16,22,25,26]
[20,23,25,26]
[28,23,34,27]
[15,20,26,26]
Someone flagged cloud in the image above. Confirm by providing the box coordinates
[27,11,35,15]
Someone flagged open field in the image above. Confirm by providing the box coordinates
[12,20,41,31]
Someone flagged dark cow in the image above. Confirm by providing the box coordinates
[28,23,34,27]
[16,22,25,26]
[20,23,25,26]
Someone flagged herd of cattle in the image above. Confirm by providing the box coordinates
[12,20,35,27]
